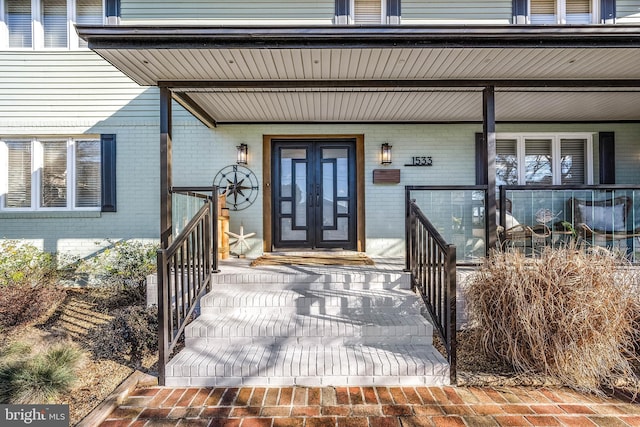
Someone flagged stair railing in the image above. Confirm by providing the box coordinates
[157,186,219,385]
[405,193,457,384]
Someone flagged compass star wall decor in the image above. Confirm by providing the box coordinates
[213,165,259,211]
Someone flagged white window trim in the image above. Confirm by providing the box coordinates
[0,136,101,211]
[497,132,594,185]
[528,0,600,24]
[1,0,104,50]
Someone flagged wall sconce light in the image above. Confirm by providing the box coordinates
[381,143,392,165]
[236,143,248,165]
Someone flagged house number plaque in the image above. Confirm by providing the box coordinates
[404,156,433,167]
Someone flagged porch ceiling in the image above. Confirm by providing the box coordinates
[77,25,640,124]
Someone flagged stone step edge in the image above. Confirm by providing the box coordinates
[184,335,433,346]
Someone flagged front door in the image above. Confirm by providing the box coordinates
[272,139,357,250]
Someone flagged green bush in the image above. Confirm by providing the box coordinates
[466,246,640,394]
[88,305,157,368]
[0,343,82,404]
[0,241,60,288]
[78,240,158,306]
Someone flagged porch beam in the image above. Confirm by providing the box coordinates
[483,86,497,252]
[160,87,173,249]
[173,92,218,128]
[159,79,640,89]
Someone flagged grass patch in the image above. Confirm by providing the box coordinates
[0,343,83,404]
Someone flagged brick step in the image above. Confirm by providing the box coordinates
[165,344,449,387]
[211,272,411,290]
[200,288,424,315]
[184,312,433,347]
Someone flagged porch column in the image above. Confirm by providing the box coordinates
[483,86,497,250]
[160,87,173,249]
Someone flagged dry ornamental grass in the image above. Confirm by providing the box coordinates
[465,245,640,395]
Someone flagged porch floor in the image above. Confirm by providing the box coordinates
[165,256,450,387]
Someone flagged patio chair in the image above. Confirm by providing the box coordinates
[567,196,640,244]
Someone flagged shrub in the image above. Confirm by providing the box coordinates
[0,241,67,330]
[88,305,157,368]
[78,240,158,306]
[0,343,82,404]
[466,246,640,394]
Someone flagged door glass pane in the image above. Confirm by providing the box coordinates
[323,218,348,241]
[75,140,101,207]
[6,141,32,208]
[281,201,291,215]
[294,162,307,227]
[322,162,334,227]
[43,0,68,48]
[525,139,552,185]
[337,200,348,214]
[281,218,306,241]
[7,0,32,48]
[76,0,103,48]
[42,141,67,207]
[280,148,306,198]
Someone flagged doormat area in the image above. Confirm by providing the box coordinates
[250,253,375,267]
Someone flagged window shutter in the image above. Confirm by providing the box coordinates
[335,0,350,24]
[101,134,117,212]
[560,138,586,185]
[6,141,32,208]
[42,0,68,48]
[76,0,103,48]
[600,0,615,23]
[524,138,553,184]
[76,140,101,207]
[566,0,592,23]
[496,139,519,186]
[41,141,68,208]
[530,0,556,23]
[354,0,382,24]
[512,0,528,24]
[599,132,615,184]
[7,0,32,48]
[386,0,400,24]
[475,133,487,185]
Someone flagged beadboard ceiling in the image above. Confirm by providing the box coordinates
[79,26,640,124]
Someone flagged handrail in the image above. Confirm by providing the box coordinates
[405,192,457,384]
[157,186,219,386]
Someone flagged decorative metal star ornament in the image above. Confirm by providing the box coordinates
[225,223,256,257]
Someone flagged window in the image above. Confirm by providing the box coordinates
[496,133,593,186]
[3,0,103,49]
[353,0,383,24]
[529,0,598,24]
[1,137,102,210]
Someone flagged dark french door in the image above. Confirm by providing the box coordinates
[272,139,357,250]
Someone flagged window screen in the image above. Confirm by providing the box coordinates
[524,139,553,184]
[530,0,556,24]
[42,0,68,48]
[6,141,32,208]
[354,0,382,24]
[75,140,101,207]
[560,138,586,185]
[41,141,68,207]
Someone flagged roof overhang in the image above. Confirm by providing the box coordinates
[77,25,640,126]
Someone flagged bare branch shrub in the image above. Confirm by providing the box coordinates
[466,245,640,394]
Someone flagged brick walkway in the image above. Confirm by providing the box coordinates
[98,386,640,427]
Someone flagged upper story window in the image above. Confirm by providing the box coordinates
[353,0,383,24]
[496,133,594,187]
[529,0,598,24]
[1,137,102,211]
[2,0,103,49]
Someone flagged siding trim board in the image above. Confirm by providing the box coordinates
[78,25,640,49]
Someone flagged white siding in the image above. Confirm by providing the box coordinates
[402,0,513,24]
[120,0,335,24]
[617,1,640,23]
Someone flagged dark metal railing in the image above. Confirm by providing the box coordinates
[157,186,219,385]
[405,188,457,384]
